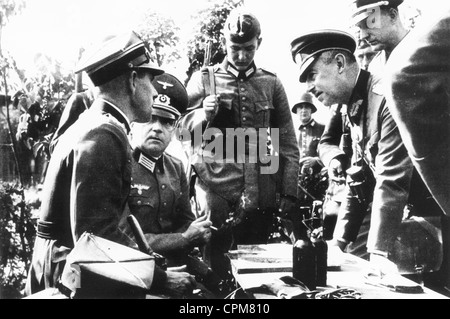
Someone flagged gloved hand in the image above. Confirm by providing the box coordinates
[328,158,346,184]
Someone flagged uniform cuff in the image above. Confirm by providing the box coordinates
[150,265,168,291]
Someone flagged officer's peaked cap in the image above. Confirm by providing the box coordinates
[224,7,261,43]
[151,73,188,120]
[351,0,404,25]
[292,92,317,114]
[75,31,164,86]
[290,29,357,83]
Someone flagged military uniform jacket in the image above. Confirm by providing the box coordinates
[297,119,325,159]
[319,70,414,255]
[25,99,161,295]
[186,59,299,210]
[127,150,195,253]
[386,9,450,216]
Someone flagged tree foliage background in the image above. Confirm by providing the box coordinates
[136,11,181,67]
[185,0,243,84]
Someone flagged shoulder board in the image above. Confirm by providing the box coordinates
[201,64,221,74]
[164,152,184,167]
[259,67,277,76]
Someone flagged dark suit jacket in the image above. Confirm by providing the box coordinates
[386,8,450,216]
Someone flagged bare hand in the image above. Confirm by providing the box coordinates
[16,113,30,140]
[163,265,197,298]
[203,94,220,122]
[182,214,212,245]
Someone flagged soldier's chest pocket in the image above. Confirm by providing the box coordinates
[254,100,274,128]
[128,187,157,209]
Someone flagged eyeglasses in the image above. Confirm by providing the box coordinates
[149,115,176,131]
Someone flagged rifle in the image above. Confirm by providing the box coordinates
[204,39,213,68]
[75,48,84,93]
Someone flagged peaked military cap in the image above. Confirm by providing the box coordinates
[151,73,188,120]
[290,29,357,83]
[351,0,404,25]
[223,8,261,43]
[75,31,164,86]
[292,92,317,114]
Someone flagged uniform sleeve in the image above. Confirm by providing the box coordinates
[318,106,348,168]
[273,77,300,198]
[71,123,132,246]
[174,161,196,231]
[366,104,414,255]
[186,70,206,111]
[326,108,366,244]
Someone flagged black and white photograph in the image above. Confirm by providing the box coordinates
[0,0,449,303]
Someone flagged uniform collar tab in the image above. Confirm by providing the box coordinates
[226,60,257,80]
[137,151,164,173]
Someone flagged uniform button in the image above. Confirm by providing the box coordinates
[242,117,247,122]
[242,97,246,101]
[137,200,142,205]
[161,185,166,190]
[242,107,246,111]
[240,79,244,82]
[265,106,269,110]
[163,202,167,207]
[240,88,245,92]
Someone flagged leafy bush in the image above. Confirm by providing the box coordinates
[0,182,37,299]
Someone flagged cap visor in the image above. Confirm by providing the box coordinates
[152,107,178,120]
[351,10,372,26]
[299,57,316,83]
[137,63,165,76]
